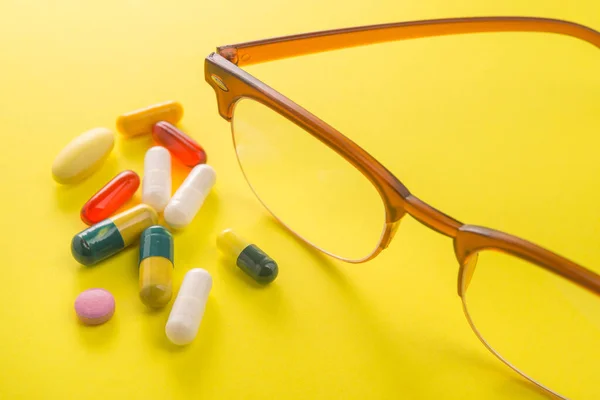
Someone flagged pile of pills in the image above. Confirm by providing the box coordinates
[54,101,278,345]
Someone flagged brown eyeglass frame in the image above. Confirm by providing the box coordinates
[205,15,600,398]
[206,15,600,295]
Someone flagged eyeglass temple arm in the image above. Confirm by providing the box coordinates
[217,16,600,66]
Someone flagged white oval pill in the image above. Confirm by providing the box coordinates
[164,164,216,229]
[51,127,114,184]
[142,146,171,212]
[166,268,212,345]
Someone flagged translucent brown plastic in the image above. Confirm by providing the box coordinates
[205,16,600,298]
[217,16,600,66]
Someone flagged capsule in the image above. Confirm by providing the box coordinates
[52,127,114,184]
[142,146,171,212]
[216,229,278,284]
[139,226,174,308]
[116,101,184,137]
[164,164,215,229]
[71,204,158,266]
[166,268,212,345]
[80,170,140,225]
[152,121,207,167]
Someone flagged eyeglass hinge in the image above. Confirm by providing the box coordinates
[217,47,239,65]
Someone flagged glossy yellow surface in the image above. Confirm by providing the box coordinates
[112,204,159,246]
[116,100,184,137]
[1,1,598,399]
[51,127,114,184]
[139,257,174,309]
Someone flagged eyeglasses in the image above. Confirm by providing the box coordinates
[205,16,600,399]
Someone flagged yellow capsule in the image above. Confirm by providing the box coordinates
[116,101,184,137]
[72,204,158,266]
[139,226,174,308]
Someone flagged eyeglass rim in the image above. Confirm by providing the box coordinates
[204,15,600,296]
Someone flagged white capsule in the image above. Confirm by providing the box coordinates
[166,268,212,345]
[142,146,171,212]
[164,164,216,229]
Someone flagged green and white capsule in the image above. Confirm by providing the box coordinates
[216,229,278,284]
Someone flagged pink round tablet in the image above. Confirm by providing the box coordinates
[74,288,115,325]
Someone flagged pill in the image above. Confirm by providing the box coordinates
[72,204,158,266]
[142,146,171,212]
[116,101,184,137]
[216,229,278,284]
[152,121,207,167]
[139,226,174,308]
[52,127,114,184]
[164,164,216,229]
[166,268,212,345]
[80,170,140,225]
[74,288,115,325]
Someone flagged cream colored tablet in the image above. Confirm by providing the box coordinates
[51,127,114,184]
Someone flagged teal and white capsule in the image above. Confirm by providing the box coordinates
[216,229,278,284]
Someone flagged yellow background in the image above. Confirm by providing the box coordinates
[0,0,598,399]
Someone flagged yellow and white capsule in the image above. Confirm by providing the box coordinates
[217,229,278,284]
[116,101,184,137]
[139,226,174,308]
[71,204,158,266]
